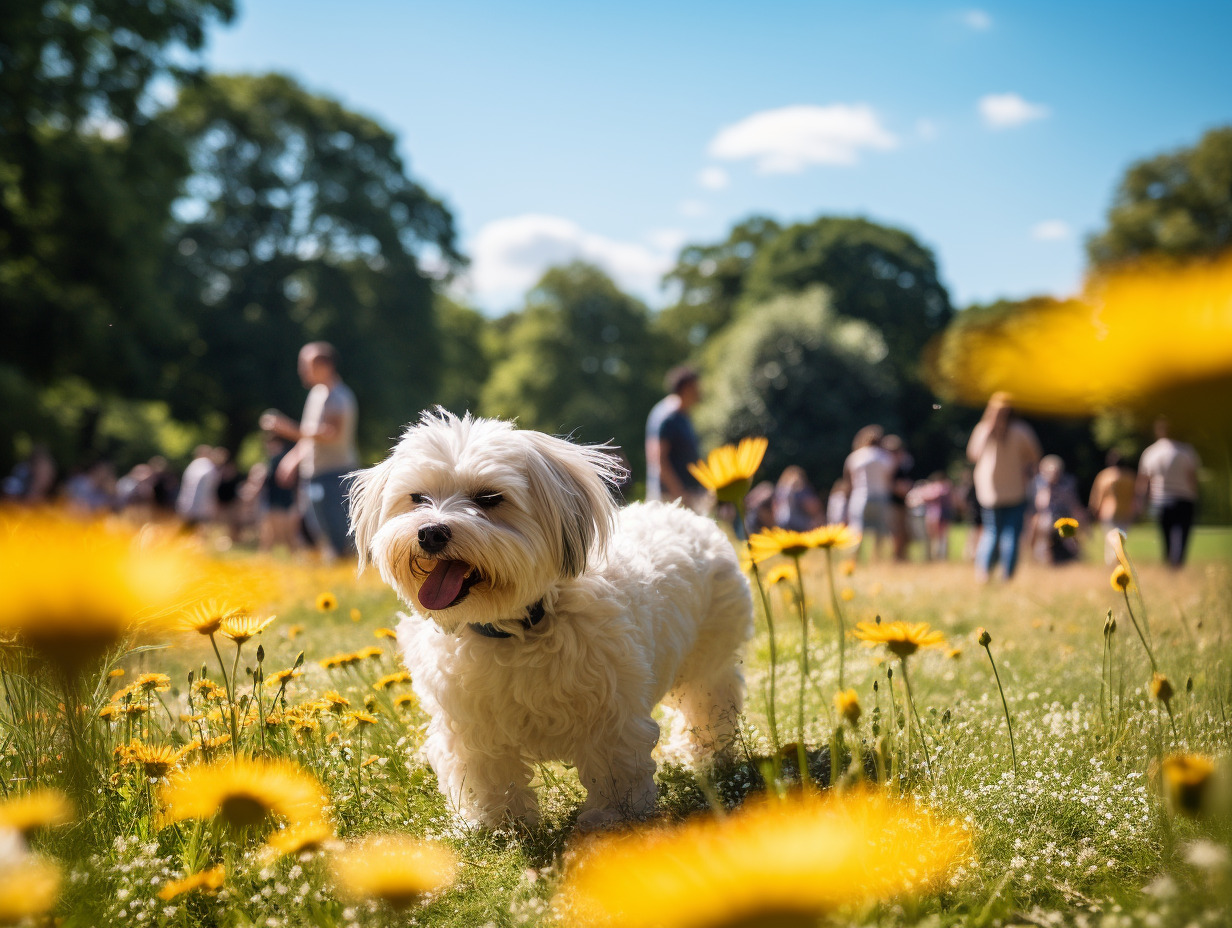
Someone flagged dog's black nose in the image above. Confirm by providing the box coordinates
[418,522,452,554]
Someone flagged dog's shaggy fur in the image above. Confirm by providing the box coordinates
[348,411,753,828]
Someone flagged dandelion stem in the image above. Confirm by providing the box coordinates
[792,556,810,749]
[1122,590,1158,673]
[746,557,781,754]
[898,658,935,785]
[981,641,1018,776]
[824,549,846,691]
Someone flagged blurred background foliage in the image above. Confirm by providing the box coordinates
[2,0,1231,513]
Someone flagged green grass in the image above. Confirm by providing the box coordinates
[5,540,1232,928]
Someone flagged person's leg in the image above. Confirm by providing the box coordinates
[999,503,1027,579]
[975,505,998,581]
[309,472,355,557]
[1158,502,1176,566]
[1174,500,1196,567]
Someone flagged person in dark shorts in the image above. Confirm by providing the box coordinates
[645,366,706,512]
[257,432,300,551]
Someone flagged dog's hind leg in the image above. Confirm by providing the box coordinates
[575,715,659,830]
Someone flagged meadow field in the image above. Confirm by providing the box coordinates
[2,513,1230,928]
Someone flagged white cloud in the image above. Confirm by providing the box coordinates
[647,228,687,253]
[708,103,898,173]
[466,214,675,311]
[916,118,939,141]
[978,93,1050,129]
[697,166,730,190]
[678,199,708,217]
[961,9,992,30]
[1031,220,1072,241]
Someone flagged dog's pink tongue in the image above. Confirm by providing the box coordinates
[418,559,471,611]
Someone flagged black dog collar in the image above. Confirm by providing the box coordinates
[468,599,546,639]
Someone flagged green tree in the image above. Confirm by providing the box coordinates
[481,262,664,478]
[0,0,234,469]
[433,295,494,418]
[1088,126,1232,267]
[655,215,782,353]
[160,72,463,455]
[695,288,900,486]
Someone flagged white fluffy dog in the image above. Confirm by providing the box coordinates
[348,410,753,829]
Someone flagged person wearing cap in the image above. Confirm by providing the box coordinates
[966,392,1041,582]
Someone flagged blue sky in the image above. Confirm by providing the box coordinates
[206,1,1232,314]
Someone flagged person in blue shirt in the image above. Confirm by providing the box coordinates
[645,366,706,511]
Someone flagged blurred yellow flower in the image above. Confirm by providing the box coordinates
[321,691,351,714]
[350,607,362,622]
[1054,517,1079,538]
[0,789,74,837]
[840,559,856,577]
[840,587,855,602]
[833,689,861,726]
[555,790,965,928]
[807,524,862,550]
[394,693,418,711]
[0,856,60,923]
[263,819,335,860]
[375,627,398,640]
[347,711,379,728]
[157,865,225,901]
[220,611,276,645]
[1161,753,1216,818]
[0,512,193,674]
[183,600,241,637]
[855,621,946,659]
[265,668,303,687]
[125,741,191,779]
[317,592,339,612]
[1110,565,1132,592]
[1150,672,1175,704]
[134,672,171,694]
[375,671,412,690]
[287,624,304,641]
[158,756,327,830]
[763,563,797,586]
[688,437,769,505]
[748,525,861,564]
[108,668,125,679]
[331,834,457,908]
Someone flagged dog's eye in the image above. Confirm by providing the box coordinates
[473,492,504,510]
[410,493,428,505]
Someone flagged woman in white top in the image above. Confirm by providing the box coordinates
[843,425,894,558]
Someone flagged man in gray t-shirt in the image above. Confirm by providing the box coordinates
[261,342,358,558]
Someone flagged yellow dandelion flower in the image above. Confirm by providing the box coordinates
[134,672,171,694]
[946,647,963,660]
[287,624,304,641]
[0,856,60,923]
[833,689,861,726]
[763,563,797,586]
[1150,672,1174,704]
[193,679,227,702]
[360,754,381,768]
[317,592,338,612]
[110,683,137,703]
[108,668,125,679]
[356,646,384,661]
[184,600,242,637]
[0,789,74,837]
[332,834,457,908]
[855,621,946,659]
[687,437,769,505]
[98,704,120,721]
[219,611,276,645]
[747,525,859,564]
[265,668,303,687]
[157,756,327,830]
[124,702,149,718]
[555,790,965,928]
[1110,565,1132,592]
[375,627,398,640]
[394,693,418,711]
[125,741,190,779]
[157,865,226,901]
[1161,753,1217,818]
[263,819,334,860]
[321,691,351,714]
[0,512,194,674]
[350,607,362,622]
[347,711,379,729]
[1054,517,1079,538]
[374,671,412,690]
[840,559,856,577]
[807,524,862,549]
[840,587,855,602]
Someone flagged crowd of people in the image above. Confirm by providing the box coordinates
[646,372,1206,580]
[3,342,360,562]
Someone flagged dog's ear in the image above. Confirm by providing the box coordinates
[347,456,395,571]
[520,432,624,579]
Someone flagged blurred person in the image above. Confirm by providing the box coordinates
[176,445,220,528]
[1138,417,1201,568]
[772,465,823,531]
[826,478,850,526]
[3,444,57,503]
[262,341,359,560]
[1028,455,1083,564]
[956,467,982,561]
[744,481,776,537]
[65,460,116,514]
[213,448,242,546]
[843,425,893,558]
[910,472,955,562]
[1089,450,1139,564]
[883,434,914,561]
[966,393,1041,582]
[645,365,706,512]
[115,462,156,522]
[245,433,301,552]
[148,456,178,516]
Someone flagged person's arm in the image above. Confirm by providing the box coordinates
[966,421,991,463]
[1088,470,1106,515]
[260,411,302,442]
[658,440,687,499]
[275,441,307,488]
[308,407,343,444]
